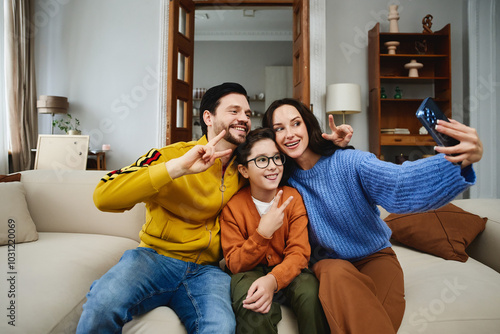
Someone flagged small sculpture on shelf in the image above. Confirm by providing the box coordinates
[388,5,400,32]
[422,14,433,33]
[384,41,400,54]
[404,59,424,77]
[394,86,402,99]
[415,40,428,54]
[381,87,387,99]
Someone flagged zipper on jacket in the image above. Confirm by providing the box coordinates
[194,161,226,264]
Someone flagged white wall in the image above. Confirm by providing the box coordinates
[325,0,466,151]
[194,40,292,127]
[194,41,292,104]
[35,0,161,169]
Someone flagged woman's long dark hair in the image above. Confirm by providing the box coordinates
[262,98,353,184]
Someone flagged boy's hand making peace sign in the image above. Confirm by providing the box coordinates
[257,190,293,238]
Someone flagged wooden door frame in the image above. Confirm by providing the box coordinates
[158,0,327,146]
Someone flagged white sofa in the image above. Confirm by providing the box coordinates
[0,169,499,334]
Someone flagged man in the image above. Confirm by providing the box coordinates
[77,82,252,333]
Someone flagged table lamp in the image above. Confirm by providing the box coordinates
[37,95,69,134]
[326,83,361,124]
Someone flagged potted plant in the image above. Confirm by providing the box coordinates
[52,114,81,135]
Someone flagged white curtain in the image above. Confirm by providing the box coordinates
[468,0,498,198]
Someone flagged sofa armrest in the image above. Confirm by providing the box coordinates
[451,199,500,273]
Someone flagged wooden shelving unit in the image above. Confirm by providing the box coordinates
[368,22,451,161]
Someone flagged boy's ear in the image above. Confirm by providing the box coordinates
[238,164,249,179]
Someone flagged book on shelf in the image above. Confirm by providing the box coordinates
[381,128,410,134]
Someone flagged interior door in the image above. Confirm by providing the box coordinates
[293,0,310,106]
[166,0,195,144]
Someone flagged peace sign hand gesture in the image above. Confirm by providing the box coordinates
[166,130,233,179]
[322,114,353,148]
[257,190,294,238]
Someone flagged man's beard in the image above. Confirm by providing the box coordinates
[220,124,248,146]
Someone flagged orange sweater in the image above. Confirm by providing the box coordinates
[220,186,310,291]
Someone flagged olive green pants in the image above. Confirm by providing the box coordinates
[230,266,329,334]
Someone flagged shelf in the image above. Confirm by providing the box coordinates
[380,54,447,58]
[380,98,449,104]
[368,22,451,158]
[380,76,449,80]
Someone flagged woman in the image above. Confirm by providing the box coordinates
[262,98,482,334]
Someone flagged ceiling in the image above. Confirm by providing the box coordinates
[194,7,293,41]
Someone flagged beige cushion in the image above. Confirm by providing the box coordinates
[19,170,145,242]
[384,203,487,262]
[0,182,38,245]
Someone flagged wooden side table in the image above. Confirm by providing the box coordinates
[87,150,107,170]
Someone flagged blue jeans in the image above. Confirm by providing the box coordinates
[76,247,235,334]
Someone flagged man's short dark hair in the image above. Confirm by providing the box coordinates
[199,82,249,136]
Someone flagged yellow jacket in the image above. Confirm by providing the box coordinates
[93,136,244,265]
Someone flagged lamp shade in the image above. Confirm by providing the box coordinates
[37,95,68,114]
[326,83,362,115]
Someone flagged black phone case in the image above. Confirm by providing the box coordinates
[416,97,459,147]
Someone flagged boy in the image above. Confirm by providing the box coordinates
[220,128,328,334]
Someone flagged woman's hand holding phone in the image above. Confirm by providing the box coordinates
[434,119,483,168]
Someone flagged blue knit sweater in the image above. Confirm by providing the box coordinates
[288,150,476,262]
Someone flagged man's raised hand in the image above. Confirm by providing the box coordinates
[165,130,233,179]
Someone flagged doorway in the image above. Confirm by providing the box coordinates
[192,6,294,139]
[161,0,322,145]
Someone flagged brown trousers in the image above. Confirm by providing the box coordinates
[312,248,405,334]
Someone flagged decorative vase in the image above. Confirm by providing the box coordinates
[404,59,424,77]
[68,130,81,135]
[388,5,400,33]
[381,87,387,99]
[394,86,402,99]
[384,41,400,55]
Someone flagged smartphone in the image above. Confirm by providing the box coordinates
[416,97,459,147]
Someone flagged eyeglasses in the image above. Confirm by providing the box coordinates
[246,153,286,169]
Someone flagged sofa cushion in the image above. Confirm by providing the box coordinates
[393,244,500,333]
[123,300,299,334]
[0,232,138,333]
[0,181,38,245]
[384,203,487,262]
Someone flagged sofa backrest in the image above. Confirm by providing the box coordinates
[20,170,145,242]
